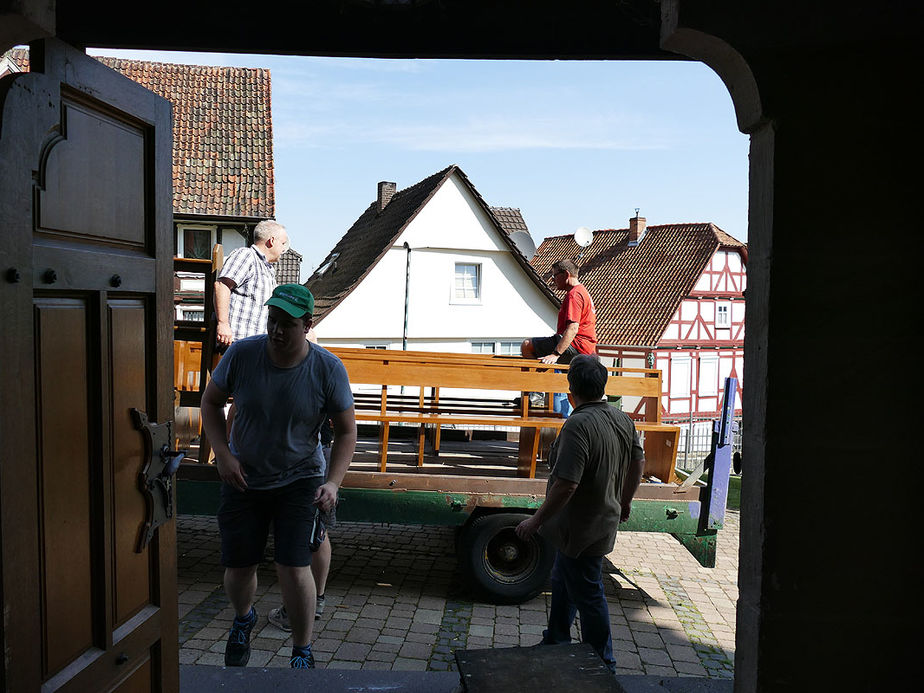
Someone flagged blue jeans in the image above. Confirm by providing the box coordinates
[542,551,616,672]
[552,391,571,417]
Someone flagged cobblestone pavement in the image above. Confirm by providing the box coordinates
[177,511,739,678]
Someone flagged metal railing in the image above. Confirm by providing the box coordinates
[668,416,743,473]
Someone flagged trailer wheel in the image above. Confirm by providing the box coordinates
[460,513,554,604]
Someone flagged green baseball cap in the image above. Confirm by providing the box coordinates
[265,283,314,318]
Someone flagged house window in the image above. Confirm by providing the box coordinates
[671,356,691,398]
[182,227,212,259]
[180,308,204,322]
[498,341,520,355]
[716,302,731,328]
[472,341,495,354]
[454,263,481,302]
[699,354,719,397]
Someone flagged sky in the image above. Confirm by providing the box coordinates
[88,49,749,276]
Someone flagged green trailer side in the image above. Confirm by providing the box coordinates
[176,475,719,602]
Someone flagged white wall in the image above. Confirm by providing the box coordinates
[316,172,558,346]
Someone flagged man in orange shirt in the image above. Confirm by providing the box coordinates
[521,259,597,365]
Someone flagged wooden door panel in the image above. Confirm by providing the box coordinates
[35,297,96,678]
[0,39,176,692]
[114,658,154,693]
[37,93,147,245]
[34,244,157,294]
[110,299,152,626]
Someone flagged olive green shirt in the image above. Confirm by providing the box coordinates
[539,400,644,558]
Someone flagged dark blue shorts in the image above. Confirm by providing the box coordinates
[530,335,580,364]
[218,476,322,568]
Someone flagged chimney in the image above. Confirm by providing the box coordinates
[628,212,646,246]
[377,181,397,213]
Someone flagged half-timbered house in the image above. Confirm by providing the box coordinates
[531,215,747,428]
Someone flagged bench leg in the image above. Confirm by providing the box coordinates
[378,422,390,472]
[517,428,541,478]
[417,423,426,467]
[201,433,214,465]
[433,424,442,457]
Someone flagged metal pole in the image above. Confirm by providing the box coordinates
[402,242,410,351]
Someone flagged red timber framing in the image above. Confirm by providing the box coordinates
[598,248,745,422]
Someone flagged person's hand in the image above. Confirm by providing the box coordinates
[539,354,559,364]
[216,452,247,491]
[217,321,234,346]
[314,481,339,512]
[620,501,632,523]
[515,515,541,540]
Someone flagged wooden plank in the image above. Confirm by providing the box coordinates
[354,412,565,428]
[176,465,704,501]
[340,359,565,392]
[342,470,548,495]
[330,346,665,377]
[332,348,662,397]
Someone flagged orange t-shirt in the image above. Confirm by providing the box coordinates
[557,283,597,354]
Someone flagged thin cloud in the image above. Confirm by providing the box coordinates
[275,113,673,152]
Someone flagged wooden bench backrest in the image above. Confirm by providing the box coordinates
[329,346,550,371]
[330,348,663,421]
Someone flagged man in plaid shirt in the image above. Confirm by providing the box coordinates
[215,219,290,346]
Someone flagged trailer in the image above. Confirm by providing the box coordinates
[170,253,734,603]
[173,349,735,604]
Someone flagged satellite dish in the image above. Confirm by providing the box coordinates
[509,230,537,260]
[574,226,593,247]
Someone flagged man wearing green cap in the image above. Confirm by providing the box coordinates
[201,283,357,670]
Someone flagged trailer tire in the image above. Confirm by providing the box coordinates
[460,513,554,604]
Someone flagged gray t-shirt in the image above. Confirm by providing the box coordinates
[211,335,353,489]
[539,400,644,558]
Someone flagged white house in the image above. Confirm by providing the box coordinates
[306,166,559,361]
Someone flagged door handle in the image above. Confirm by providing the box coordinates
[131,409,187,553]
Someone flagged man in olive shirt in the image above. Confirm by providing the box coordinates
[516,354,645,673]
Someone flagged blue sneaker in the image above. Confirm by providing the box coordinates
[225,608,257,667]
[290,645,315,669]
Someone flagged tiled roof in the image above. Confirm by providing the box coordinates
[305,165,557,323]
[2,48,28,72]
[490,207,530,235]
[531,223,747,347]
[276,248,303,285]
[3,48,274,220]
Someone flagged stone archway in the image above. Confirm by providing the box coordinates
[3,2,920,691]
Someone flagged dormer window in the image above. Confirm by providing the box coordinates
[316,252,340,277]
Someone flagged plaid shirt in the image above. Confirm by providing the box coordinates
[218,246,277,340]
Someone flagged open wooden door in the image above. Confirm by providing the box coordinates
[0,39,177,691]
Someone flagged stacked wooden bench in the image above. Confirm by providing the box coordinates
[172,250,222,458]
[328,347,680,483]
[176,345,720,578]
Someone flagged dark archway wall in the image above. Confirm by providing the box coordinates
[661,3,921,690]
[54,0,675,60]
[3,0,922,690]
